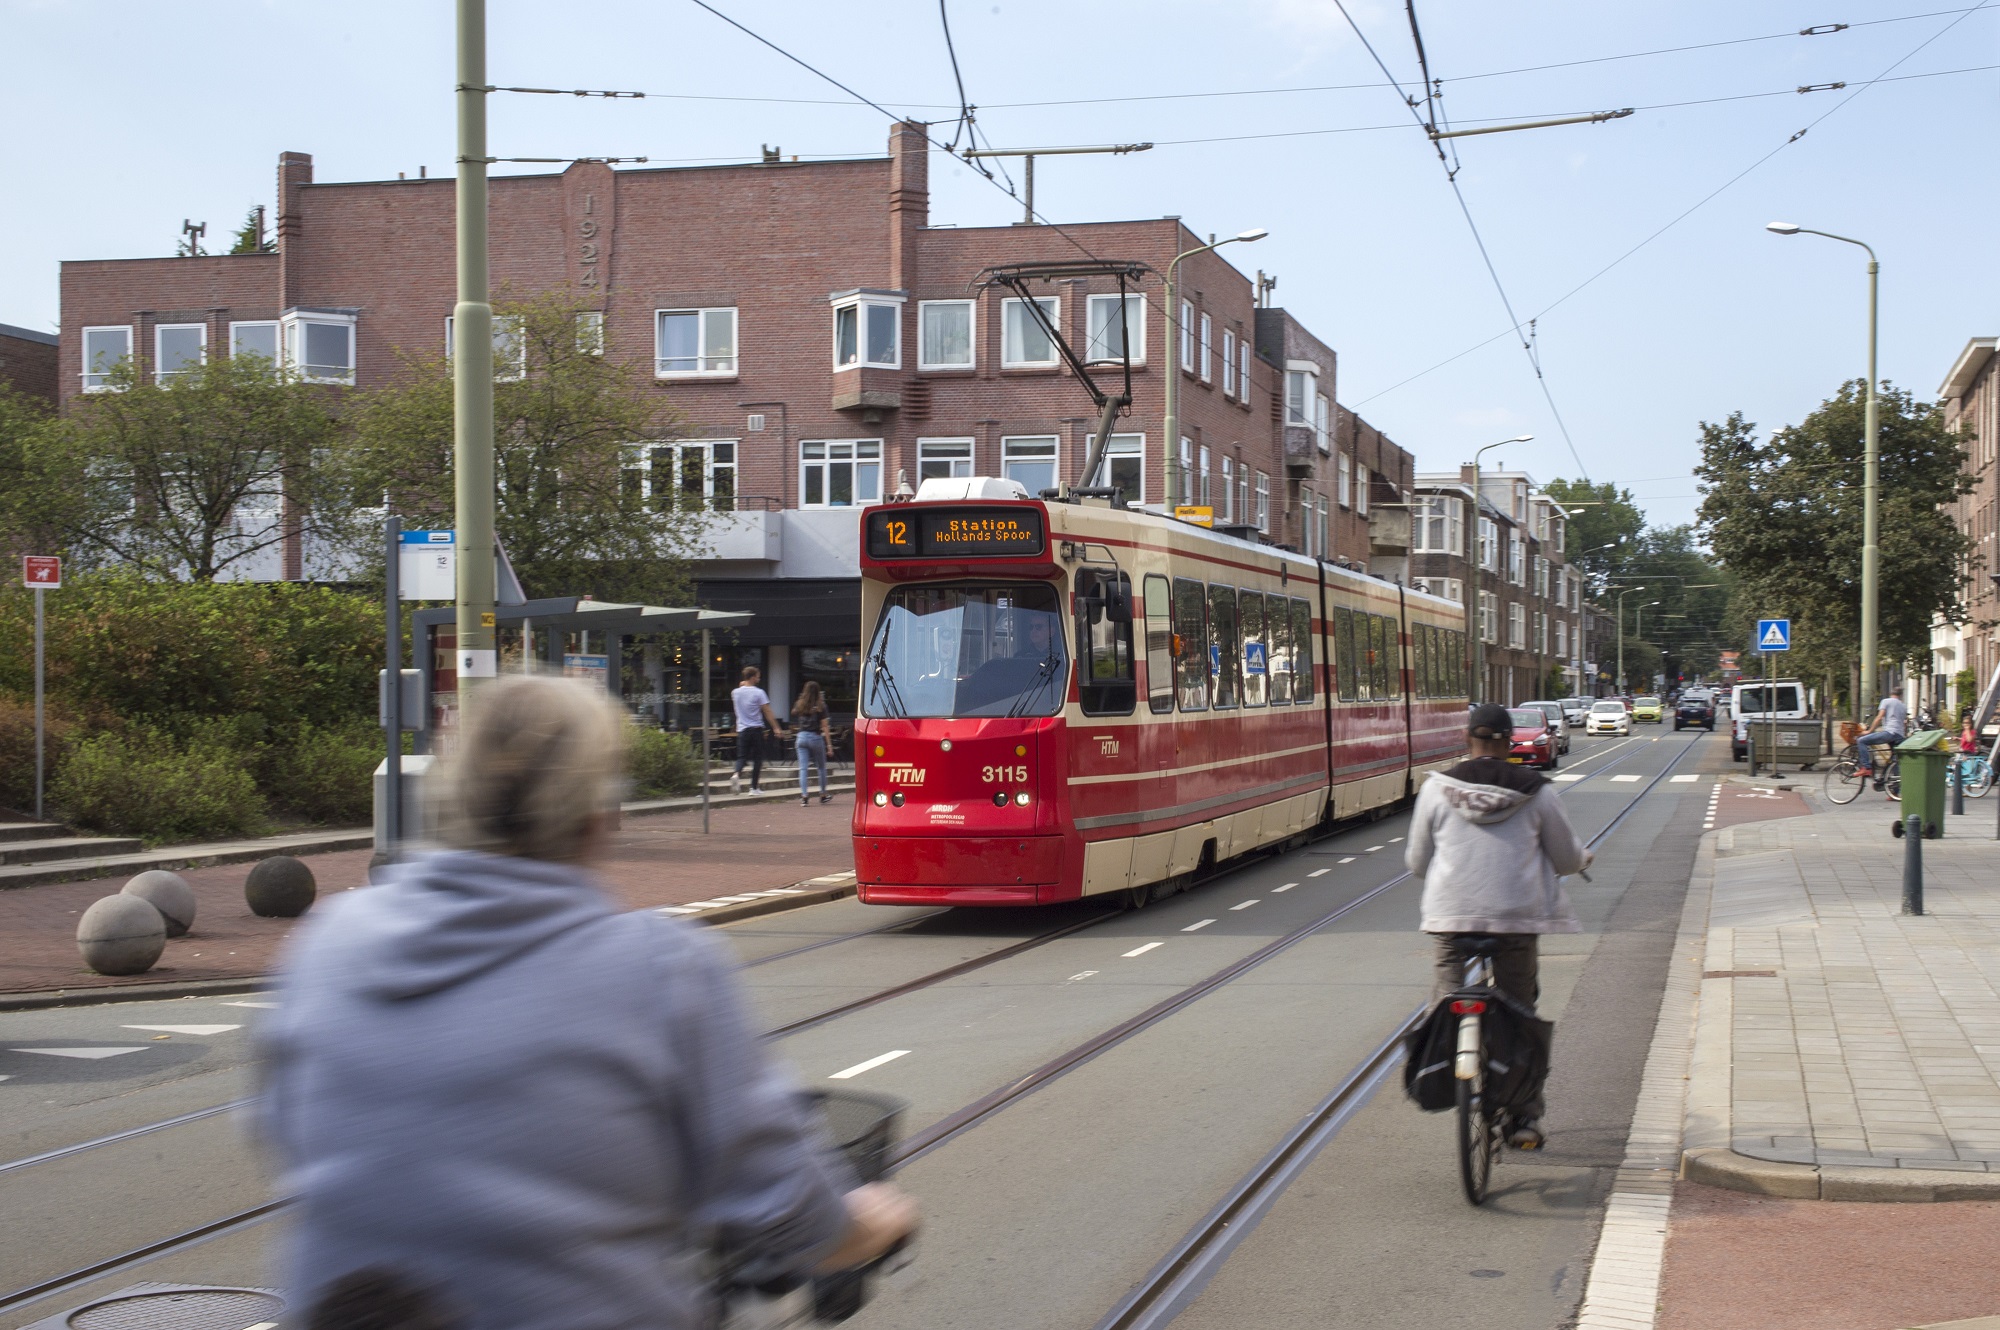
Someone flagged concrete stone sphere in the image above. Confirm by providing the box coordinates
[122,870,196,937]
[77,894,167,976]
[245,855,317,918]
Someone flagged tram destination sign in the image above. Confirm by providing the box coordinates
[866,506,1047,559]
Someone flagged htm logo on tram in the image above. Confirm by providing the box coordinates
[882,763,928,785]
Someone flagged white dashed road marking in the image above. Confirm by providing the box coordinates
[1364,845,1383,853]
[1336,857,1356,865]
[1230,900,1259,911]
[122,1025,240,1036]
[220,1001,278,1009]
[1388,836,1404,843]
[1553,774,1586,782]
[1611,774,1643,783]
[1183,919,1216,932]
[1273,883,1298,893]
[1670,774,1699,783]
[1122,942,1163,958]
[830,1050,910,1080]
[1311,867,1334,876]
[11,1047,149,1060]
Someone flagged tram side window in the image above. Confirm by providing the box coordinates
[1411,622,1430,699]
[1173,577,1209,711]
[1360,614,1383,700]
[1268,595,1294,705]
[1333,607,1357,702]
[1428,625,1445,698]
[1291,597,1315,702]
[1376,615,1401,699]
[1143,574,1175,715]
[1444,628,1465,696]
[1077,569,1135,716]
[1239,591,1268,707]
[1208,584,1240,709]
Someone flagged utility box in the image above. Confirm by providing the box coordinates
[1894,730,1951,840]
[1747,719,1824,769]
[373,754,436,855]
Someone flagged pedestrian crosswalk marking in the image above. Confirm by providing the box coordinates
[1553,774,1585,782]
[1670,775,1699,783]
[11,1047,149,1060]
[122,1025,240,1036]
[1611,774,1643,782]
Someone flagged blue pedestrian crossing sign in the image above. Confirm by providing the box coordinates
[1756,619,1791,651]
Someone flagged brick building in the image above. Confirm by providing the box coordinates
[0,322,57,404]
[1934,336,1999,716]
[58,123,1413,720]
[1407,466,1582,704]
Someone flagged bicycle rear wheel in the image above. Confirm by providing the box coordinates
[1969,759,1994,798]
[1456,1078,1495,1206]
[1885,763,1902,801]
[1824,759,1865,805]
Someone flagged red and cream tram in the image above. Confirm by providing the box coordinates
[851,482,1470,907]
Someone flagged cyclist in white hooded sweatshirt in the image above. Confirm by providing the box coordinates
[1405,702,1592,1149]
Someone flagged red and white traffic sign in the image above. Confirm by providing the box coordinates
[23,556,60,589]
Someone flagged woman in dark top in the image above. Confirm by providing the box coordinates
[793,681,832,806]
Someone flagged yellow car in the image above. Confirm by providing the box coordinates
[1632,695,1664,724]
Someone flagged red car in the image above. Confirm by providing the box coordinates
[1508,708,1560,770]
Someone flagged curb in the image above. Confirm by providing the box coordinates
[1677,820,2000,1203]
[0,871,862,1012]
[0,783,857,891]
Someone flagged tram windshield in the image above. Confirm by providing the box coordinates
[863,582,1067,718]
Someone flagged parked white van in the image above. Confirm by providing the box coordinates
[1730,679,1812,761]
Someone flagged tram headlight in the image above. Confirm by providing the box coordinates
[873,792,888,807]
[992,791,1008,807]
[1014,791,1031,806]
[891,792,905,807]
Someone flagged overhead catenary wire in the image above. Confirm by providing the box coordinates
[1355,5,1995,408]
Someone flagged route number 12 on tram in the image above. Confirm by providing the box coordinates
[866,506,1047,559]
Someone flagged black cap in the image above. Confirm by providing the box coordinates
[1468,702,1514,740]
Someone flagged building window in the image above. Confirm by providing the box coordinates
[81,325,132,391]
[916,437,974,483]
[1509,602,1526,649]
[1085,293,1143,363]
[229,321,279,364]
[1414,495,1465,554]
[1178,437,1194,506]
[1219,455,1234,522]
[1300,489,1317,558]
[1414,577,1465,604]
[1478,517,1497,572]
[1199,312,1213,382]
[576,310,604,355]
[1314,392,1330,454]
[1285,367,1315,426]
[1508,532,1524,586]
[1221,329,1236,396]
[1556,619,1568,657]
[1552,516,1565,553]
[918,300,975,369]
[1356,468,1369,517]
[655,307,737,377]
[1479,590,1498,645]
[1087,433,1144,506]
[799,440,882,507]
[1320,497,1332,559]
[832,292,901,370]
[282,311,356,384]
[446,314,525,381]
[1180,300,1195,372]
[154,324,205,384]
[1002,435,1058,495]
[1198,446,1212,507]
[1337,453,1352,508]
[628,440,737,512]
[1255,470,1270,532]
[1235,462,1249,524]
[1239,341,1252,405]
[1001,297,1059,368]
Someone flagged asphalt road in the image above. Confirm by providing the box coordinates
[0,726,1719,1328]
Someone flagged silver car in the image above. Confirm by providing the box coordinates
[1521,700,1571,754]
[1560,697,1592,728]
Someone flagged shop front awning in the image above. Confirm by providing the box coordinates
[413,597,753,637]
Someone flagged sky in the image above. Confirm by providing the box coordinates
[4,0,1993,533]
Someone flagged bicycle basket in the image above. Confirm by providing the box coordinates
[804,1088,903,1185]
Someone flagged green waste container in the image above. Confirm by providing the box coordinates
[1894,730,1952,839]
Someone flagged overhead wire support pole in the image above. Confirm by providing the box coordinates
[1430,108,1636,139]
[960,144,1153,225]
[453,0,498,713]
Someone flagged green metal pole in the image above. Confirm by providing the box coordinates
[453,0,497,708]
[1861,257,1880,718]
[1162,260,1178,511]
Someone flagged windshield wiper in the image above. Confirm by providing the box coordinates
[1006,651,1065,718]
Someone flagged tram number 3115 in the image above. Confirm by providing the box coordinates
[982,765,1029,783]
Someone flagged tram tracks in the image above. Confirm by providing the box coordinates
[0,736,1700,1319]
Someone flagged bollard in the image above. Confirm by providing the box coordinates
[1952,759,1966,817]
[1902,813,1924,916]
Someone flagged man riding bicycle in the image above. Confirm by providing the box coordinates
[1855,683,1909,791]
[1406,703,1592,1150]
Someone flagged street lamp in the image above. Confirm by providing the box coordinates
[1467,434,1535,704]
[1613,588,1653,693]
[1164,228,1268,509]
[1768,220,1879,717]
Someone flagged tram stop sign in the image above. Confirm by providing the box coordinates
[1756,619,1790,652]
[23,556,59,588]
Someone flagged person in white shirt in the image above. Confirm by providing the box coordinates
[731,667,787,794]
[1855,684,1910,790]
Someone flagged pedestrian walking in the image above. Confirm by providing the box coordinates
[1855,682,1910,790]
[1405,702,1592,1150]
[730,666,787,795]
[259,675,917,1330]
[793,680,833,806]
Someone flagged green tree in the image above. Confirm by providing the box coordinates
[1544,477,1645,590]
[1615,526,1732,683]
[13,354,361,581]
[229,207,274,255]
[0,383,63,557]
[1695,384,1970,707]
[351,290,706,602]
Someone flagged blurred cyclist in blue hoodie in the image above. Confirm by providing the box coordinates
[260,675,916,1328]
